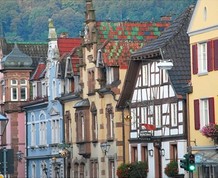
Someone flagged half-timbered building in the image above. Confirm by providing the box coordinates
[117,6,194,178]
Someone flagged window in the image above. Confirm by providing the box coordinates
[90,159,98,178]
[162,69,168,83]
[65,111,71,143]
[51,119,60,143]
[131,146,138,162]
[41,162,47,178]
[200,99,209,126]
[171,103,178,126]
[198,42,207,73]
[106,104,114,139]
[80,163,85,178]
[109,159,115,178]
[92,112,98,141]
[37,81,42,98]
[194,98,215,130]
[42,81,47,97]
[88,69,95,94]
[39,114,47,145]
[141,145,148,163]
[32,163,36,178]
[11,79,18,101]
[106,66,119,85]
[81,116,85,141]
[65,78,73,93]
[204,7,207,21]
[31,123,36,146]
[142,64,149,86]
[170,144,178,161]
[21,87,27,100]
[155,105,161,128]
[20,79,27,85]
[74,163,79,178]
[151,62,160,86]
[75,111,88,142]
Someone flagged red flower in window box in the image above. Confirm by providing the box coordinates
[200,123,218,143]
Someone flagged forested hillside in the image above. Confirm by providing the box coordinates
[0,0,196,42]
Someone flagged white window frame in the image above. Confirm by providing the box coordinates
[171,103,178,126]
[20,79,27,85]
[11,79,18,101]
[11,79,18,85]
[42,81,46,97]
[39,121,47,145]
[155,105,161,128]
[162,69,168,83]
[142,64,150,86]
[93,114,98,140]
[81,116,85,141]
[109,113,113,138]
[200,99,209,128]
[52,119,60,143]
[31,123,36,146]
[20,86,27,101]
[32,163,36,178]
[106,67,113,85]
[198,42,207,73]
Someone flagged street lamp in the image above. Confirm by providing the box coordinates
[100,142,111,155]
[0,113,8,136]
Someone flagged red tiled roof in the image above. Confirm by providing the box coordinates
[58,38,81,57]
[96,21,170,68]
[30,61,46,80]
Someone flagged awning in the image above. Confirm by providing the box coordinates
[195,150,218,165]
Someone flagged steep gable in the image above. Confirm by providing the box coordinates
[188,0,218,37]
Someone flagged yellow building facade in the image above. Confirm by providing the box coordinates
[188,0,218,177]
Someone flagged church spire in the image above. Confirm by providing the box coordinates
[48,18,57,41]
[85,0,95,22]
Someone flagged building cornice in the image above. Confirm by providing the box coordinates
[188,24,218,37]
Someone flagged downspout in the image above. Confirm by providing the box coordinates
[60,99,66,178]
[121,109,126,163]
[25,110,28,178]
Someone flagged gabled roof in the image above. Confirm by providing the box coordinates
[57,37,82,78]
[96,21,170,68]
[117,5,194,108]
[30,59,46,81]
[132,5,194,57]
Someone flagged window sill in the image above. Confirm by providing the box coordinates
[38,144,48,149]
[198,71,208,76]
[49,143,59,147]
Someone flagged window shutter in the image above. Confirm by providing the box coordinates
[207,41,213,71]
[209,97,215,123]
[214,40,218,70]
[194,99,200,130]
[192,45,198,74]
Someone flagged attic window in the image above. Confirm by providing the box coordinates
[203,7,207,21]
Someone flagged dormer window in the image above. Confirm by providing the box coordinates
[106,66,119,85]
